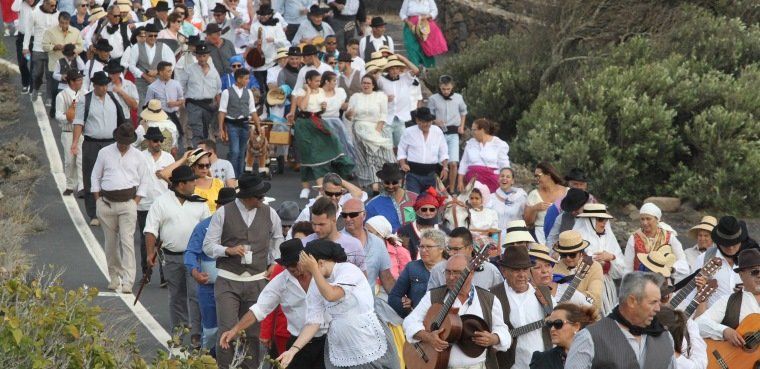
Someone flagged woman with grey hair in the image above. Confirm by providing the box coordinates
[388,228,446,317]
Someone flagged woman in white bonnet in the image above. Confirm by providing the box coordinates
[623,202,689,280]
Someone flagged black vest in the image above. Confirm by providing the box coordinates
[363,35,389,61]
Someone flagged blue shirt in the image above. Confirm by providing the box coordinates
[388,259,431,317]
[341,230,391,285]
[184,217,214,273]
[221,71,262,92]
[365,192,418,233]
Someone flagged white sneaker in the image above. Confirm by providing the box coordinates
[121,286,132,294]
[299,188,310,199]
[89,218,100,226]
[107,281,119,291]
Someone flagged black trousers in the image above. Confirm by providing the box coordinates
[16,33,31,88]
[136,210,149,273]
[82,139,114,220]
[253,70,267,98]
[285,335,326,369]
[285,24,300,42]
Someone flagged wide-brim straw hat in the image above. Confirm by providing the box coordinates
[275,47,288,60]
[383,55,406,70]
[89,6,107,21]
[140,99,169,121]
[553,230,590,254]
[503,220,535,245]
[267,87,286,106]
[637,245,676,277]
[529,243,558,264]
[365,64,381,74]
[688,215,717,239]
[577,203,614,219]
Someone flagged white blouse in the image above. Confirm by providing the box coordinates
[323,88,347,118]
[457,137,511,175]
[469,207,499,231]
[302,88,327,113]
[348,91,388,124]
[399,0,438,20]
[488,187,528,230]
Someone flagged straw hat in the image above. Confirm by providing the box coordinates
[383,55,406,70]
[267,86,287,106]
[140,99,169,121]
[503,220,535,245]
[187,148,211,166]
[553,230,590,254]
[688,215,717,239]
[275,47,289,60]
[365,63,381,74]
[529,243,558,264]
[577,203,614,219]
[637,245,676,277]
[89,6,107,21]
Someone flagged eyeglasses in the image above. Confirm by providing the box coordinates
[559,252,579,259]
[749,269,760,277]
[447,246,466,252]
[419,207,437,213]
[231,64,242,68]
[79,4,88,7]
[383,180,399,185]
[340,211,363,219]
[324,191,343,198]
[545,319,569,330]
[328,61,336,66]
[534,172,544,179]
[147,34,158,38]
[175,12,185,16]
[195,163,211,169]
[418,245,437,250]
[326,42,337,45]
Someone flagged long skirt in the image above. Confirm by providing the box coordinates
[403,16,448,67]
[324,318,400,369]
[353,120,395,187]
[323,117,365,169]
[601,274,619,316]
[294,116,354,182]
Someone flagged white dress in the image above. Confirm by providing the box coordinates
[348,91,395,186]
[574,218,625,316]
[322,88,361,164]
[306,262,398,369]
[526,189,548,244]
[488,186,528,243]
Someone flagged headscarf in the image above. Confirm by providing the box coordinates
[472,181,491,206]
[413,187,446,211]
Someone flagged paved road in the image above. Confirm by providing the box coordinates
[1,33,310,356]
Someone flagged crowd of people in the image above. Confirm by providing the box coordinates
[5,0,760,368]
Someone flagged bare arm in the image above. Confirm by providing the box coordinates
[380,269,396,294]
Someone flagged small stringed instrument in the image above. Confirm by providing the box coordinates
[670,257,722,309]
[706,313,760,369]
[683,279,718,318]
[402,245,493,369]
[245,26,266,68]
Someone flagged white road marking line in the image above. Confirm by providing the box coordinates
[0,57,172,350]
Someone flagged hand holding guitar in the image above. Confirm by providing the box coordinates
[418,329,449,352]
[471,331,499,347]
[722,327,746,347]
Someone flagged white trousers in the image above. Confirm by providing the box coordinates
[96,198,137,288]
[60,131,83,191]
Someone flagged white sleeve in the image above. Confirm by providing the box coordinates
[218,89,230,112]
[388,37,395,53]
[202,207,229,259]
[54,93,68,123]
[250,274,285,320]
[623,235,635,275]
[489,294,512,351]
[358,36,366,58]
[429,0,438,19]
[685,319,708,369]
[396,130,409,160]
[142,200,163,237]
[696,295,730,340]
[403,291,432,342]
[90,150,106,193]
[399,0,409,20]
[305,280,327,325]
[248,89,257,114]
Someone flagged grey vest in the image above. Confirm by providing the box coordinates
[226,88,251,120]
[586,317,674,369]
[137,42,165,74]
[339,69,362,98]
[217,202,272,274]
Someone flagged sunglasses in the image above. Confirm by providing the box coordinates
[545,319,569,330]
[195,163,211,169]
[326,42,337,45]
[383,180,399,185]
[340,211,363,219]
[419,207,437,213]
[324,191,343,198]
[149,139,164,143]
[231,64,242,68]
[147,34,158,38]
[559,252,579,259]
[79,4,88,7]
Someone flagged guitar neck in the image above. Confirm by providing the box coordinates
[432,266,471,328]
[559,273,583,303]
[683,299,699,318]
[669,279,697,308]
[510,319,545,338]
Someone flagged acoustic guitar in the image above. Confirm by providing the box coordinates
[706,313,760,369]
[245,26,266,68]
[683,279,718,319]
[402,245,493,369]
[669,257,722,309]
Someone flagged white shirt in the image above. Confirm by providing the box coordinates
[697,290,760,340]
[90,144,150,197]
[202,199,284,263]
[684,244,712,268]
[488,187,528,232]
[397,125,448,164]
[24,6,59,52]
[351,57,365,73]
[266,64,283,87]
[143,191,211,252]
[128,42,176,78]
[503,283,546,369]
[292,62,333,95]
[327,0,359,16]
[574,219,626,279]
[94,23,132,59]
[458,137,510,175]
[54,87,86,127]
[250,270,328,337]
[399,0,438,19]
[359,34,395,59]
[53,56,86,87]
[134,121,180,150]
[679,319,707,369]
[219,85,257,118]
[137,150,175,211]
[378,72,415,123]
[553,283,593,306]
[403,287,512,367]
[249,22,289,70]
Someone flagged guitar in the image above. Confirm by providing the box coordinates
[669,257,722,309]
[509,257,592,339]
[402,244,493,369]
[706,313,760,369]
[245,26,266,68]
[683,279,718,318]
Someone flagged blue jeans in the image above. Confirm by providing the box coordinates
[405,172,437,195]
[198,283,217,350]
[225,121,249,177]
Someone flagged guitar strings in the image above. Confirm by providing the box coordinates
[717,331,760,361]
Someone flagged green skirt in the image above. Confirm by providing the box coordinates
[403,25,435,68]
[294,116,355,182]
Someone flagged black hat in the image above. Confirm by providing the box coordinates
[170,165,198,183]
[370,16,386,28]
[62,43,76,57]
[143,126,165,141]
[194,42,211,54]
[712,216,748,247]
[413,107,436,122]
[103,59,125,74]
[256,4,273,15]
[187,34,202,46]
[65,69,84,82]
[144,22,160,34]
[211,3,227,14]
[733,248,760,273]
[204,23,222,34]
[304,239,348,262]
[236,172,271,198]
[499,245,534,269]
[216,187,237,206]
[307,4,325,16]
[286,46,301,56]
[337,52,352,63]
[564,168,588,183]
[113,123,137,145]
[94,38,113,52]
[376,162,403,182]
[560,188,589,212]
[277,201,300,226]
[301,44,318,56]
[275,238,305,266]
[91,71,110,85]
[153,0,169,12]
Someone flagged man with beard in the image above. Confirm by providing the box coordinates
[276,46,302,90]
[427,75,467,193]
[397,188,448,260]
[566,272,676,369]
[365,163,418,233]
[337,51,362,98]
[90,5,131,63]
[301,197,366,273]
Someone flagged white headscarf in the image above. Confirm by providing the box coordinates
[639,202,677,236]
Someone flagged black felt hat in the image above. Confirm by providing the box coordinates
[560,188,589,212]
[376,162,404,182]
[153,0,170,12]
[94,38,113,52]
[236,172,271,198]
[712,216,748,247]
[499,245,533,269]
[103,59,125,74]
[143,126,165,141]
[216,187,237,206]
[170,165,198,183]
[564,168,588,182]
[370,16,386,28]
[113,123,137,145]
[276,238,305,266]
[304,239,348,262]
[91,71,110,85]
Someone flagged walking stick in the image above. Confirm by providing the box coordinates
[134,243,162,305]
